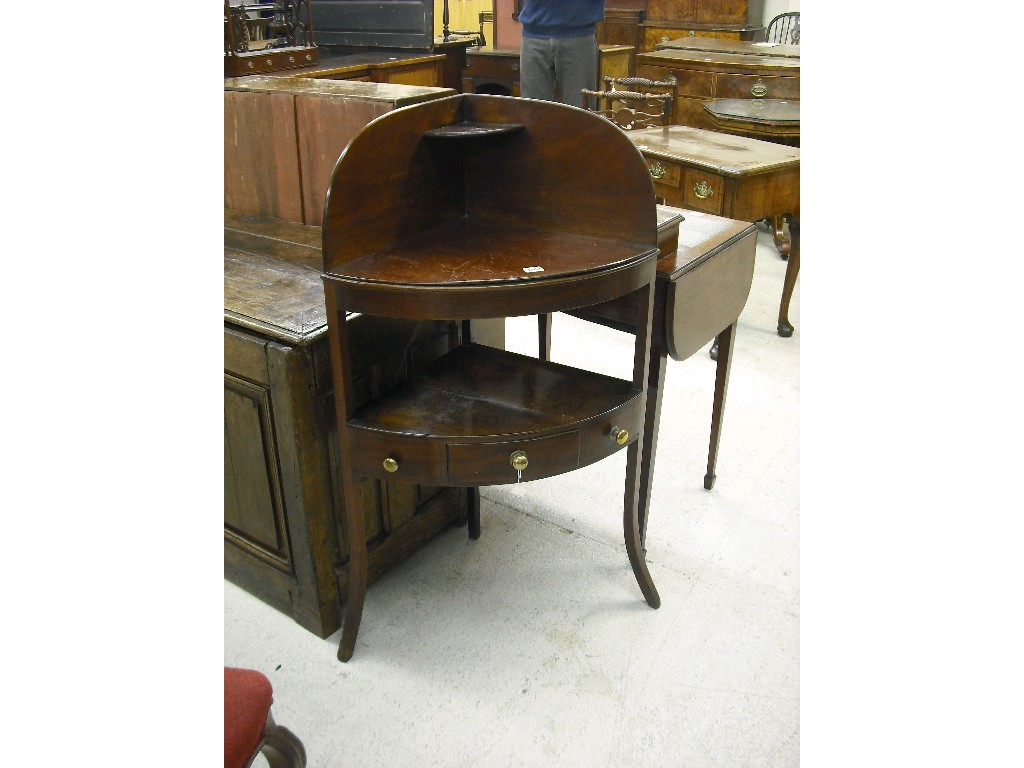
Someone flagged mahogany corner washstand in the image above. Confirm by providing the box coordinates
[322,94,663,661]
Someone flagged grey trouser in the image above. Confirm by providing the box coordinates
[519,34,599,107]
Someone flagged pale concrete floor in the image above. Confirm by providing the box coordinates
[225,224,800,767]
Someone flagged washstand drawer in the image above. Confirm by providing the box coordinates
[447,431,580,486]
[349,428,449,485]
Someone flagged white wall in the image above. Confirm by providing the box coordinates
[762,0,800,25]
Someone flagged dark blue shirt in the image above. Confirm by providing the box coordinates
[518,0,605,39]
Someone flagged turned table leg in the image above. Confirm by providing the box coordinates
[777,215,800,337]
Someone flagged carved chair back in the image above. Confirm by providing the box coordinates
[582,76,674,131]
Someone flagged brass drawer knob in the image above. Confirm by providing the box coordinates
[510,450,529,471]
[609,426,629,445]
[382,457,399,473]
[649,161,666,180]
[693,180,714,199]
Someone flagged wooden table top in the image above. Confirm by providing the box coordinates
[223,74,454,105]
[656,38,800,58]
[637,46,799,73]
[628,125,800,177]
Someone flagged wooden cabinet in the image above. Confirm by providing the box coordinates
[641,0,764,49]
[224,78,476,636]
[635,44,799,130]
[286,52,446,87]
[597,9,645,52]
[224,212,469,638]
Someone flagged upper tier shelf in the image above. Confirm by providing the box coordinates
[329,217,654,287]
[423,121,524,138]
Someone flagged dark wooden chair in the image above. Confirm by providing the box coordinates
[224,667,306,768]
[478,11,493,47]
[764,11,800,44]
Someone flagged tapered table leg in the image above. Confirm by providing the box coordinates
[704,323,736,490]
[777,215,800,337]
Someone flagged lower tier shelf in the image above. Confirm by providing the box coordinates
[348,343,645,486]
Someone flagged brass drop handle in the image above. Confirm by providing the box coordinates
[383,457,399,473]
[510,450,529,471]
[649,161,666,180]
[609,426,629,445]
[750,80,769,98]
[693,180,714,199]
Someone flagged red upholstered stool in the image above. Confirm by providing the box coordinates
[224,667,306,768]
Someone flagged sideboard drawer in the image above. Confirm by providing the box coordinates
[647,158,681,188]
[448,431,580,486]
[682,169,725,214]
[716,74,800,100]
[637,64,714,98]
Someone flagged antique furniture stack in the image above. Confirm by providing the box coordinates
[636,37,799,130]
[320,94,665,661]
[224,0,319,77]
[640,0,765,48]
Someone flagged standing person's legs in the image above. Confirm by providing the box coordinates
[552,34,599,107]
[519,36,557,100]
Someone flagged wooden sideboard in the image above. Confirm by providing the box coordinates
[641,0,764,50]
[628,125,800,336]
[636,42,799,130]
[463,44,634,96]
[280,49,446,87]
[225,212,471,637]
